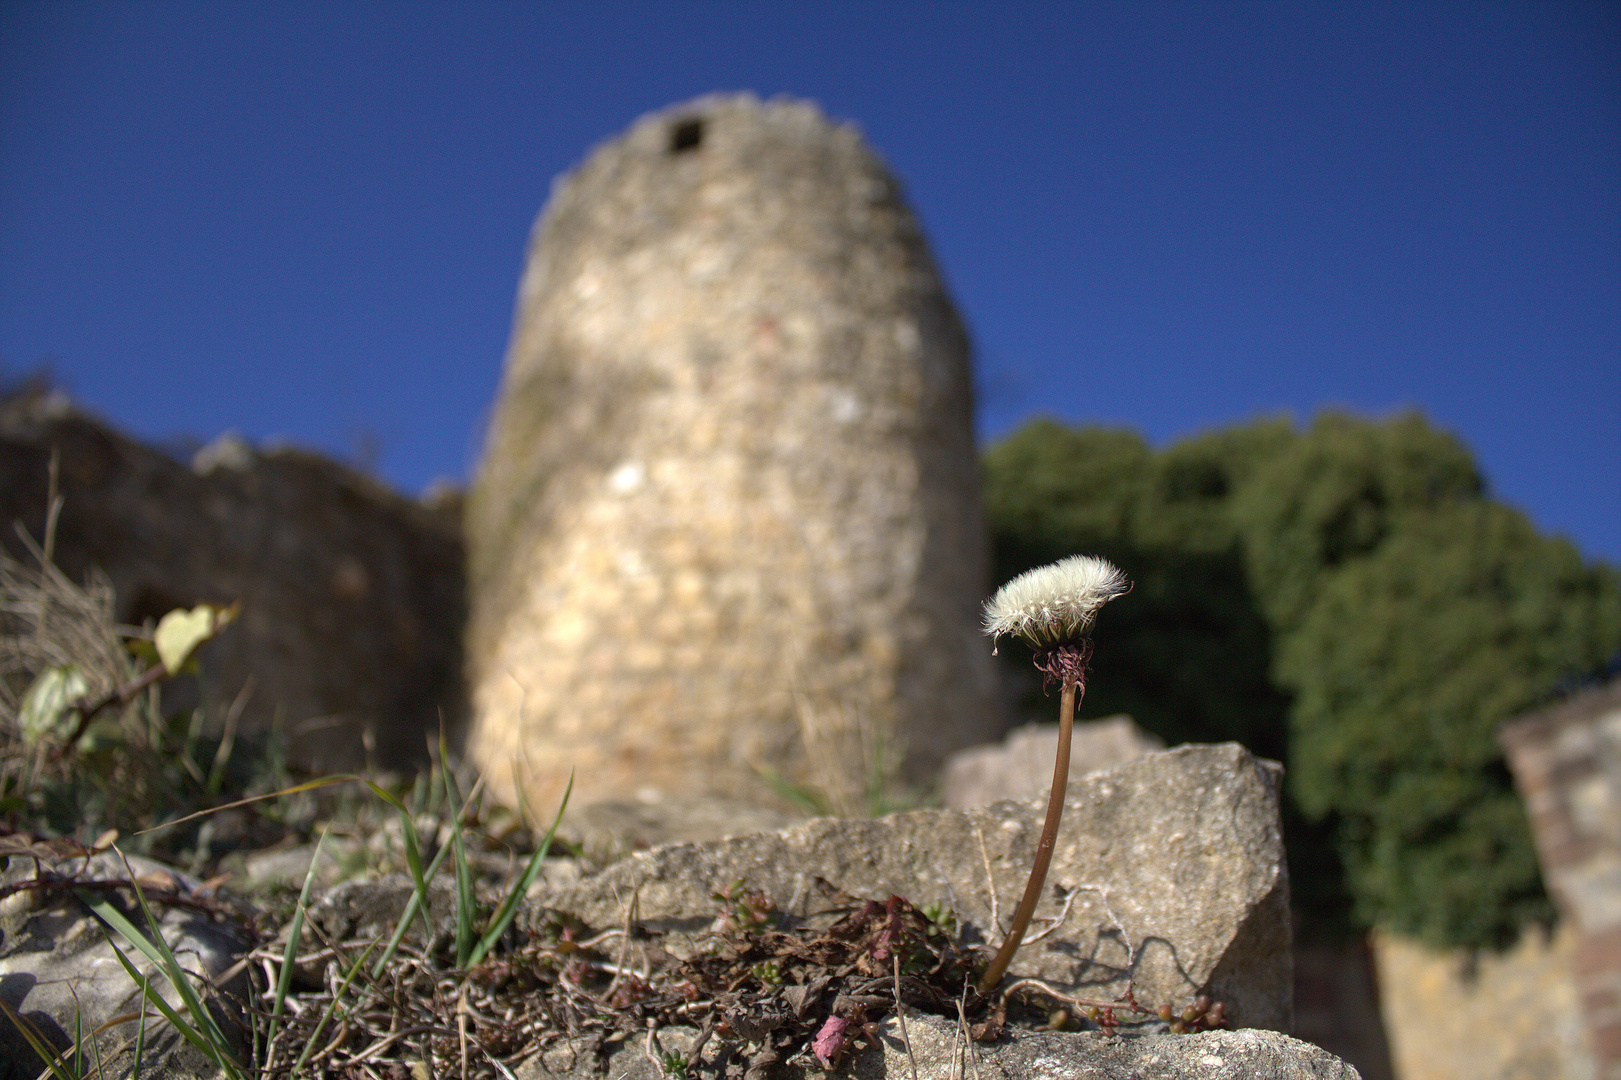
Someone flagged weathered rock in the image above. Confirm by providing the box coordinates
[233,834,373,894]
[304,870,459,947]
[527,743,1292,1031]
[942,716,1166,809]
[516,1012,1356,1079]
[558,792,800,864]
[0,849,256,1076]
[466,92,1001,815]
[0,390,466,773]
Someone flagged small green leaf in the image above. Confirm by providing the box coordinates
[126,638,160,667]
[18,665,88,744]
[154,603,236,674]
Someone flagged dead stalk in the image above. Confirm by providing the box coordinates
[976,678,1078,993]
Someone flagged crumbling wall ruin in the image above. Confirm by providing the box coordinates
[0,390,466,774]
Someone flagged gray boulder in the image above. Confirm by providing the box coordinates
[528,743,1293,1032]
[516,1012,1358,1079]
[0,847,256,1077]
[465,92,1001,817]
[942,716,1166,809]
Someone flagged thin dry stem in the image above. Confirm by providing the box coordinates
[976,680,1075,992]
[894,951,918,1080]
[976,639,1093,993]
[1019,886,1081,946]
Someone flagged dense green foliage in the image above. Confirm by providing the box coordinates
[982,411,1621,949]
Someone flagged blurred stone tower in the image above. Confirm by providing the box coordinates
[466,94,1000,816]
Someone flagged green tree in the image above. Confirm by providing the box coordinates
[982,410,1621,949]
[1228,411,1485,632]
[1281,499,1619,946]
[982,417,1293,755]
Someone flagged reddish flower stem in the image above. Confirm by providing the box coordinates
[977,673,1080,993]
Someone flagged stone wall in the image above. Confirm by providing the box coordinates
[1372,925,1589,1080]
[0,390,466,774]
[1500,677,1621,1078]
[466,94,1002,814]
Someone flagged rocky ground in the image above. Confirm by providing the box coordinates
[0,745,1360,1079]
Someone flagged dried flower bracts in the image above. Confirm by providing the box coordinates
[983,555,1130,650]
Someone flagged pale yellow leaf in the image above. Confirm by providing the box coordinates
[154,604,230,674]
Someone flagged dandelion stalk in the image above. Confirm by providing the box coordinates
[976,555,1129,994]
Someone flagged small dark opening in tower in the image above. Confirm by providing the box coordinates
[668,117,705,154]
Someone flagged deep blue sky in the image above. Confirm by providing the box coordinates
[3,2,1617,564]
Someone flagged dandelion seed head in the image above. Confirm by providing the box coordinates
[982,555,1130,648]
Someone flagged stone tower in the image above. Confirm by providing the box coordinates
[466,94,1000,816]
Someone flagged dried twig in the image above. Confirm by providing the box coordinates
[894,951,918,1080]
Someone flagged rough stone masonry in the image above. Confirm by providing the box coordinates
[1499,677,1621,1079]
[466,94,1001,814]
[0,390,466,775]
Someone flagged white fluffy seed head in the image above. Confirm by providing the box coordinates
[982,555,1131,648]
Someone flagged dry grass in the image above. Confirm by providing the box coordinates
[0,524,134,736]
[0,512,174,839]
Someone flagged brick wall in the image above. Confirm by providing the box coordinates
[1500,677,1621,1078]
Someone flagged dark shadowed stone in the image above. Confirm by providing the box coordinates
[0,391,466,774]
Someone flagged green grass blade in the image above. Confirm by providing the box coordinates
[73,986,107,1080]
[204,691,239,797]
[438,727,462,808]
[78,851,245,1077]
[360,778,435,941]
[132,1004,147,1080]
[467,770,573,967]
[106,860,238,1064]
[133,773,363,836]
[88,909,244,1078]
[267,826,329,1048]
[70,989,84,1076]
[752,761,832,817]
[369,830,457,978]
[77,886,201,1016]
[452,815,475,968]
[437,736,475,968]
[97,931,235,1075]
